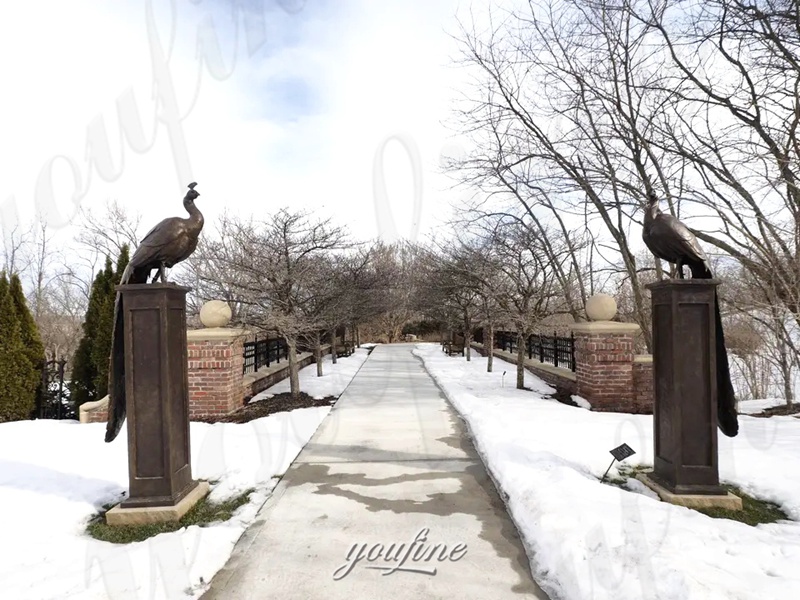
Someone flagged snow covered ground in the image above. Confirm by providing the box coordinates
[414,343,800,600]
[738,397,791,414]
[249,346,372,402]
[0,349,371,600]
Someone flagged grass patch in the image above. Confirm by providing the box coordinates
[87,486,256,544]
[696,484,788,526]
[600,463,651,486]
[752,403,800,418]
[194,392,336,424]
[600,467,790,526]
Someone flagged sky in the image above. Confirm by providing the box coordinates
[0,0,477,255]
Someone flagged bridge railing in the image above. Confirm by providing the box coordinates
[494,331,576,372]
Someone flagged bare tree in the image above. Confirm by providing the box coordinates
[76,199,142,260]
[176,213,251,322]
[629,0,800,338]
[487,218,563,389]
[724,262,798,405]
[459,237,508,372]
[1,221,33,277]
[367,242,421,343]
[449,0,800,403]
[204,209,349,399]
[451,0,691,348]
[299,254,358,376]
[421,237,502,363]
[337,246,379,349]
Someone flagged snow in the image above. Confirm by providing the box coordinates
[738,398,791,414]
[0,361,371,600]
[4,342,798,599]
[572,394,592,410]
[414,343,800,600]
[249,346,372,402]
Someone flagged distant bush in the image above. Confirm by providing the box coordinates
[0,272,41,422]
[402,320,443,336]
[70,246,129,413]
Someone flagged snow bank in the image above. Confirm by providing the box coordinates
[414,343,800,600]
[0,408,329,599]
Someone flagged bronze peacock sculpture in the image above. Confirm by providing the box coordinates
[642,190,738,437]
[105,182,204,442]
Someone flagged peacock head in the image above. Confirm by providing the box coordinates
[185,182,200,202]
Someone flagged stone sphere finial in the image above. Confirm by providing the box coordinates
[585,293,617,321]
[199,300,232,328]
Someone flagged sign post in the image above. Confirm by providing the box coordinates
[601,443,635,482]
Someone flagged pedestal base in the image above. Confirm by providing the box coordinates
[106,481,210,526]
[638,474,742,510]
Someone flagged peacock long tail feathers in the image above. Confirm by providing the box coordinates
[714,293,739,437]
[689,265,738,437]
[104,266,148,442]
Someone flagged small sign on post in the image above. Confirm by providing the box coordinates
[601,443,636,482]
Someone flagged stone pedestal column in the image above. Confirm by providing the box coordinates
[106,284,208,524]
[645,279,725,495]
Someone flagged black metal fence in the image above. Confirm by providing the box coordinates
[36,359,74,420]
[494,331,576,372]
[243,337,288,374]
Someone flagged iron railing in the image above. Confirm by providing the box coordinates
[494,331,576,372]
[243,337,288,374]
[36,358,74,419]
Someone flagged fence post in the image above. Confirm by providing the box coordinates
[570,332,576,371]
[57,359,65,419]
[553,330,559,368]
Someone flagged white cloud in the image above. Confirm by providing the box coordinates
[0,0,475,260]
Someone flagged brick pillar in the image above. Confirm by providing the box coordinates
[571,321,644,413]
[632,356,654,413]
[186,328,247,419]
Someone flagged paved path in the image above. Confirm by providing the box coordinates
[203,344,548,599]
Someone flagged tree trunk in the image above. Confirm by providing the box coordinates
[330,328,337,364]
[516,332,526,389]
[779,335,794,406]
[464,313,472,361]
[486,325,494,373]
[287,338,300,399]
[355,324,360,347]
[314,331,323,377]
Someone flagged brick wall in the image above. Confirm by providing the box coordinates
[632,358,654,414]
[571,322,653,414]
[187,334,245,419]
[574,332,634,411]
[81,335,330,423]
[531,365,577,394]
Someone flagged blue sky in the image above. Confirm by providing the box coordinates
[0,0,478,258]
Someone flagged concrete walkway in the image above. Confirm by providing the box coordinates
[203,344,548,599]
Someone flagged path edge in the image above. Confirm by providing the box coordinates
[411,344,561,600]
